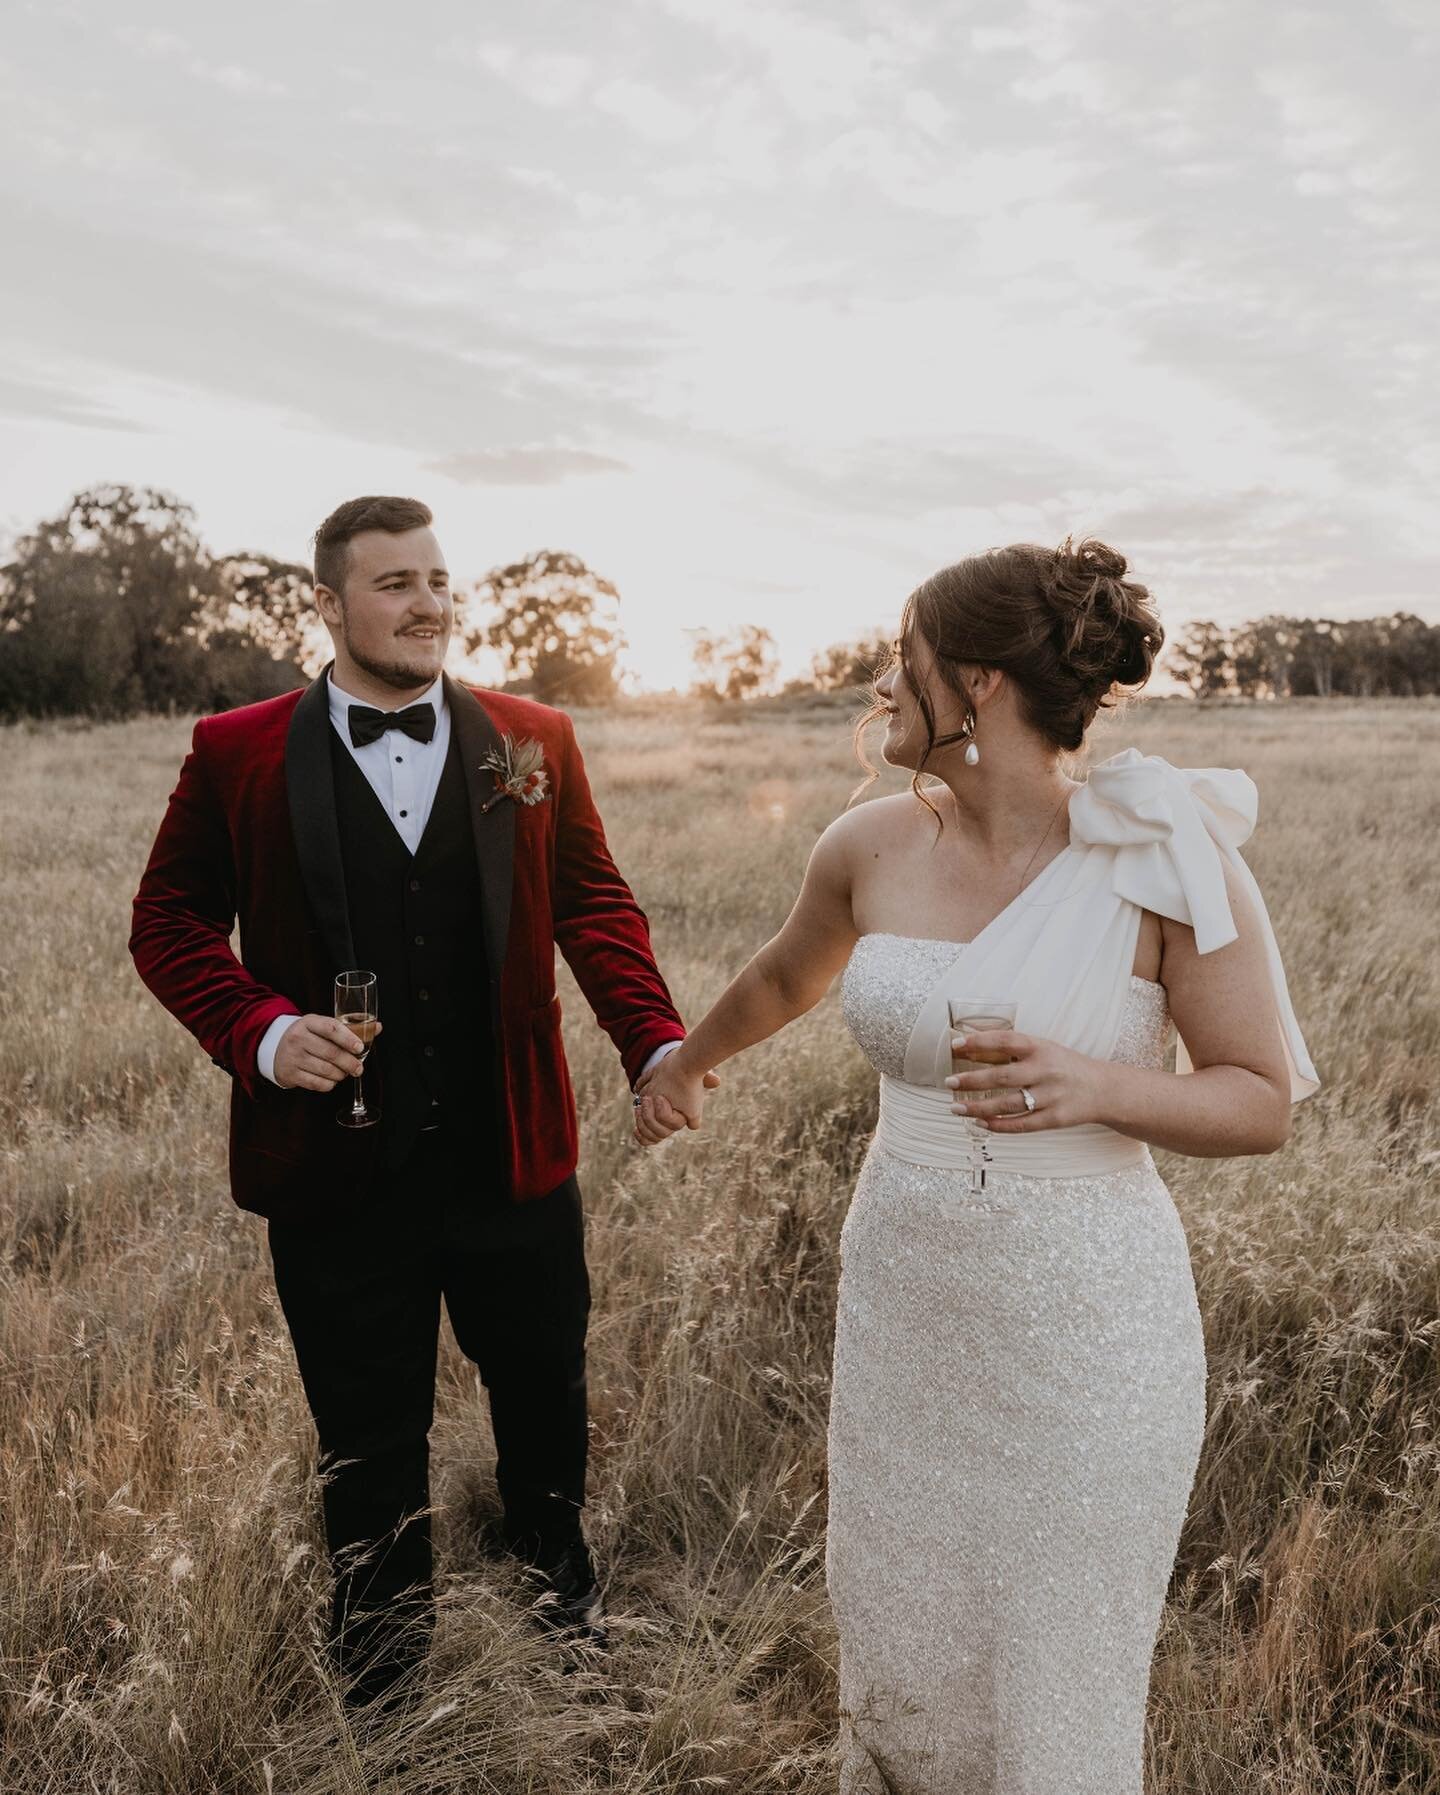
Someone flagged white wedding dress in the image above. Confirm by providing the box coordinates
[823,751,1318,1794]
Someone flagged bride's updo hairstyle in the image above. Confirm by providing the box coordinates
[855,534,1163,812]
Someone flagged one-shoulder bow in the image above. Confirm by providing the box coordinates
[1069,749,1257,954]
[1071,747,1319,1100]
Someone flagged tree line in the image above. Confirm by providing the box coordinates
[9,485,1429,720]
[0,487,642,719]
[1166,614,1440,698]
[0,484,886,719]
[0,488,635,718]
[0,487,312,720]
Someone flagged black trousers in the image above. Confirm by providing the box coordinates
[265,1123,591,1708]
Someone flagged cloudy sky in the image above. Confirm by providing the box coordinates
[3,0,1434,690]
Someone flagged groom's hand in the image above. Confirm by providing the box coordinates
[273,1015,382,1092]
[632,1054,714,1146]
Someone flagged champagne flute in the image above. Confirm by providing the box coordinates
[947,998,1018,1193]
[335,970,380,1129]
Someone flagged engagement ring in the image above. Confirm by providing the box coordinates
[1020,1087,1037,1113]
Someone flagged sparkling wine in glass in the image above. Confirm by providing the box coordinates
[947,997,1018,1192]
[335,970,380,1129]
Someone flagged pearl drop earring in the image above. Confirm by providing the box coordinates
[964,740,980,767]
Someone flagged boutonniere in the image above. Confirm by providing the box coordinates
[479,733,551,813]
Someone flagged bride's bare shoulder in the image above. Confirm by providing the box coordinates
[826,789,932,854]
[804,790,933,908]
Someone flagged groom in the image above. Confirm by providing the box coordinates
[129,495,703,1711]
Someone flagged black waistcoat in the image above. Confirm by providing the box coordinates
[329,723,497,1169]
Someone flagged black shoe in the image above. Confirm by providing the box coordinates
[334,1601,433,1718]
[520,1538,609,1650]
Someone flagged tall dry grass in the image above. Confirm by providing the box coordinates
[2,694,1438,1793]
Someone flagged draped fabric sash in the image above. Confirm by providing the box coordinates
[875,1075,1149,1177]
[897,749,1320,1131]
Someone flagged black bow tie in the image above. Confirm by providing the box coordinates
[348,701,436,748]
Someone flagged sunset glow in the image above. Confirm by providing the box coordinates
[3,4,1434,692]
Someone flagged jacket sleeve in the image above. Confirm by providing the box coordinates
[128,718,299,1101]
[551,711,686,1086]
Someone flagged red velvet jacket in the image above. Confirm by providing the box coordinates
[129,664,686,1220]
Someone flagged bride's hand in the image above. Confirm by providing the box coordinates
[632,1054,711,1147]
[946,1027,1105,1132]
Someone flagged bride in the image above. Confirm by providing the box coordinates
[633,535,1319,1794]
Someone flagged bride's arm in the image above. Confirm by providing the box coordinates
[634,812,861,1138]
[1106,858,1296,1154]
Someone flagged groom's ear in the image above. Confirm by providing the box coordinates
[314,582,343,630]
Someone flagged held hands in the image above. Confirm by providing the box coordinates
[631,1053,721,1148]
[948,1027,1105,1132]
[273,1015,381,1092]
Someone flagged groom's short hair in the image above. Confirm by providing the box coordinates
[313,496,434,598]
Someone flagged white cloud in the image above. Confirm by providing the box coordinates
[593,78,697,143]
[465,42,592,108]
[0,369,141,433]
[426,447,631,485]
[902,89,949,139]
[113,25,288,97]
[656,0,903,121]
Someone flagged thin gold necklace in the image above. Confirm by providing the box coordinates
[946,780,1074,902]
[1012,783,1076,900]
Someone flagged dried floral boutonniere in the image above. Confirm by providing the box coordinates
[479,733,551,813]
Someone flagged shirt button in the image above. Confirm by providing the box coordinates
[418,987,430,1001]
[423,1044,435,1057]
[414,934,425,946]
[395,755,403,762]
[409,878,420,892]
[399,808,408,818]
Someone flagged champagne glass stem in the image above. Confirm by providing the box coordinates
[352,1070,364,1117]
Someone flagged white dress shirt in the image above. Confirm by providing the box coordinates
[256,667,681,1090]
[330,663,453,856]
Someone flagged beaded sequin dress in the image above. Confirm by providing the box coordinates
[826,933,1207,1795]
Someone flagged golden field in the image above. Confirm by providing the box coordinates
[2,694,1439,1794]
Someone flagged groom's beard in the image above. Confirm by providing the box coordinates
[343,623,448,693]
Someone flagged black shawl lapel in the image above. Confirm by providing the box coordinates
[443,671,516,975]
[284,660,357,972]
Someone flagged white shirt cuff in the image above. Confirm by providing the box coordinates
[258,1012,302,1085]
[637,1038,684,1086]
